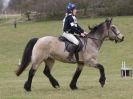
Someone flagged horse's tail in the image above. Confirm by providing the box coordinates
[16,38,38,76]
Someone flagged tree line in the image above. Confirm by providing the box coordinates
[1,0,133,20]
[0,0,3,10]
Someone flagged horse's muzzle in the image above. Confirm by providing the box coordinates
[115,36,124,43]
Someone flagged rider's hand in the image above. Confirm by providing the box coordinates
[84,32,88,35]
[81,33,86,37]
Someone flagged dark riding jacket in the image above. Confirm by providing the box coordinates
[63,14,84,35]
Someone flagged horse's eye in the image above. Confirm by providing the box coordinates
[111,27,115,30]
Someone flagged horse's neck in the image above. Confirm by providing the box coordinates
[87,32,104,50]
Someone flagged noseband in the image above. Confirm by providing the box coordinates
[107,27,121,40]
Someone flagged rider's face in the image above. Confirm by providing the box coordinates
[72,9,77,16]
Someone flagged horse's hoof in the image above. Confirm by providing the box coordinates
[24,87,31,92]
[52,81,60,89]
[24,85,31,91]
[24,82,31,92]
[100,83,104,87]
[99,81,105,87]
[70,84,78,90]
[99,77,106,87]
[55,85,60,89]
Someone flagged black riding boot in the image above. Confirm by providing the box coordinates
[67,44,78,61]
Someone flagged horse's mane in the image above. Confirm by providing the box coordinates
[89,22,105,34]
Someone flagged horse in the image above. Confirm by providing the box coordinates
[15,18,124,91]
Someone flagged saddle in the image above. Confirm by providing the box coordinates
[59,35,84,62]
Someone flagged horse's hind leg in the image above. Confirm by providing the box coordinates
[70,63,84,90]
[24,53,45,91]
[43,58,60,88]
[24,63,39,91]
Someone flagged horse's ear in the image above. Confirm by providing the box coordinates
[110,18,113,24]
[105,18,112,28]
[105,18,109,22]
[88,25,92,30]
[110,18,113,22]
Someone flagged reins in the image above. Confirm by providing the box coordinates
[85,34,103,49]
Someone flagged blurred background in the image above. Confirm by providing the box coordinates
[0,1,133,98]
[0,0,133,21]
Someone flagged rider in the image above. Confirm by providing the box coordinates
[62,3,87,61]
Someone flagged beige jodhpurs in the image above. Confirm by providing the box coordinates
[62,32,79,45]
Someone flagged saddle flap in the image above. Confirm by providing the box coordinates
[59,36,83,52]
[58,35,85,63]
[59,36,69,42]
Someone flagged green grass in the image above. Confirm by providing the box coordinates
[0,16,133,99]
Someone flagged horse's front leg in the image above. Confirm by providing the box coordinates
[85,59,106,87]
[96,64,106,87]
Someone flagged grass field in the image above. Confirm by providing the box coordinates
[0,16,133,99]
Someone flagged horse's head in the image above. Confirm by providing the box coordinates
[105,18,124,43]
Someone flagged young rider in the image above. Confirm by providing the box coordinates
[62,3,87,61]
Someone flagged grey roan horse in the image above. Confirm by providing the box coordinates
[16,19,124,91]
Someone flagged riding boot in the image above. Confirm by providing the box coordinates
[67,44,78,61]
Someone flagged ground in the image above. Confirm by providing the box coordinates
[0,16,133,99]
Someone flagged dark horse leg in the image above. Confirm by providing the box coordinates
[70,63,84,90]
[24,65,36,91]
[96,64,106,87]
[43,58,60,88]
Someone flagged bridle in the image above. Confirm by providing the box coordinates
[107,26,121,41]
[85,25,121,48]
